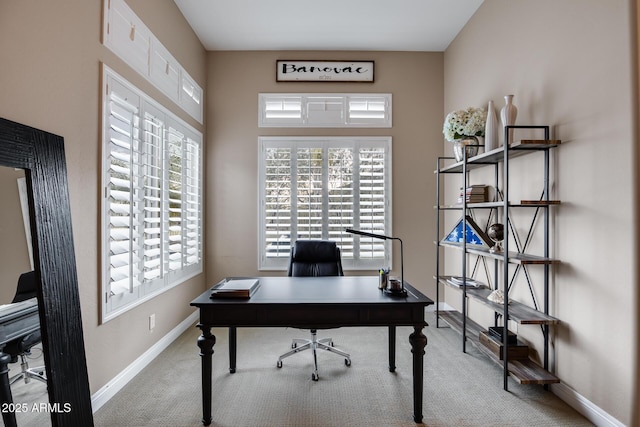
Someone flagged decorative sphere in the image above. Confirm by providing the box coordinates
[487,223,504,242]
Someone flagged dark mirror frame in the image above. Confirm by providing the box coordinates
[0,117,93,426]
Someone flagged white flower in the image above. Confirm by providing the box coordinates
[443,107,487,142]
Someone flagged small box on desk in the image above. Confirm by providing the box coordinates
[479,330,529,360]
[488,326,517,344]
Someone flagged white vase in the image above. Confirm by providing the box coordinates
[500,95,518,145]
[484,100,499,152]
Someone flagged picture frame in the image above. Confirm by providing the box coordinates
[442,215,494,248]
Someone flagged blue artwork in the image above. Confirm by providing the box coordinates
[443,216,492,248]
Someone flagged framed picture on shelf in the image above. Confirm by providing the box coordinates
[441,215,493,248]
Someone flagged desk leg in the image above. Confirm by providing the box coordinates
[409,325,427,423]
[0,352,17,427]
[388,326,396,372]
[197,324,216,426]
[229,327,237,373]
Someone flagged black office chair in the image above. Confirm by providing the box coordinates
[3,271,46,385]
[276,240,351,381]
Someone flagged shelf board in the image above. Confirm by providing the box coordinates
[518,200,561,206]
[436,140,562,174]
[437,276,559,325]
[437,310,560,385]
[436,200,561,210]
[439,241,559,265]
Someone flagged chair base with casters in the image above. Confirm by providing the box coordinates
[279,240,352,381]
[277,328,351,381]
[9,352,46,385]
[5,271,47,386]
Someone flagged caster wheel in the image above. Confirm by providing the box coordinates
[312,372,319,381]
[345,359,351,367]
[277,360,283,368]
[330,341,334,346]
[291,342,297,349]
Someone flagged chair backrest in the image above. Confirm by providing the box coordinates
[13,271,37,303]
[287,240,344,277]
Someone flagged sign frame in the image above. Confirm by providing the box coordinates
[276,60,375,82]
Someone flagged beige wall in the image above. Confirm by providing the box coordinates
[443,0,635,424]
[206,51,443,296]
[0,0,207,394]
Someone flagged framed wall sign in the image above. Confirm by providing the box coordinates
[276,60,374,82]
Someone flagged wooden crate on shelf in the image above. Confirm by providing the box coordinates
[479,330,529,360]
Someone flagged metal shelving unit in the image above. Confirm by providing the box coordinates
[434,125,561,389]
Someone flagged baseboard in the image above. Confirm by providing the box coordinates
[91,310,199,413]
[552,382,625,427]
[431,305,623,426]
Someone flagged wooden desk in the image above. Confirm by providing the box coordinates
[0,298,40,427]
[191,276,434,425]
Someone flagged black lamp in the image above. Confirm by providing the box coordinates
[345,228,407,297]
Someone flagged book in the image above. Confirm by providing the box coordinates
[210,279,260,299]
[457,185,490,204]
[446,276,482,288]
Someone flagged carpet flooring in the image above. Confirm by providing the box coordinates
[91,311,593,427]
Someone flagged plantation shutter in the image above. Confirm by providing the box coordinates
[356,147,387,259]
[296,147,324,240]
[264,147,293,258]
[327,147,354,257]
[105,80,142,303]
[259,137,391,270]
[183,135,202,267]
[166,126,184,272]
[141,109,164,288]
[347,96,390,125]
[262,96,303,125]
[306,96,344,126]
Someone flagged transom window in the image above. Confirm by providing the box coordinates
[258,93,392,128]
[101,66,202,321]
[258,137,392,270]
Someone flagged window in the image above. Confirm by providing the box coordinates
[258,137,392,270]
[101,66,202,321]
[258,93,392,128]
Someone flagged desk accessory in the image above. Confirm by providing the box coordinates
[378,268,389,289]
[345,228,407,297]
[210,278,260,298]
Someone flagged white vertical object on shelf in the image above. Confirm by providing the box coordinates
[484,100,499,152]
[500,95,518,145]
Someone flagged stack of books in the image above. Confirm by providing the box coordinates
[210,278,261,299]
[458,185,489,204]
[446,276,483,288]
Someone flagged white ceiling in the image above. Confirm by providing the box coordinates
[173,0,484,52]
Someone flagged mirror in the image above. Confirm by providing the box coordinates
[0,168,32,303]
[0,118,93,426]
[0,166,50,426]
